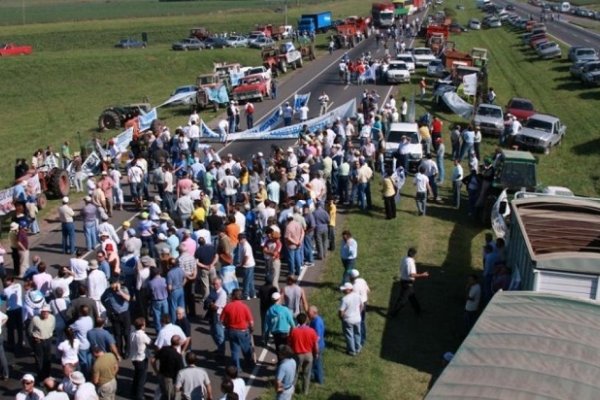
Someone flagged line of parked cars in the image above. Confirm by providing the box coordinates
[568,47,600,86]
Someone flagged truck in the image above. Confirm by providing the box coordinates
[261,42,303,75]
[297,12,333,35]
[255,24,294,40]
[503,194,600,301]
[232,74,271,103]
[372,2,395,28]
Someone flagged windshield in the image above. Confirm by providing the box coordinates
[198,77,215,84]
[397,56,413,62]
[389,63,407,70]
[509,100,534,110]
[388,131,419,144]
[478,106,502,118]
[498,161,537,189]
[579,49,597,56]
[414,49,431,55]
[525,118,553,132]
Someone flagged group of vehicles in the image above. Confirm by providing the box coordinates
[171,25,294,51]
[569,47,600,86]
[531,0,600,21]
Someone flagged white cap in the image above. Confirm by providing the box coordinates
[62,196,69,203]
[340,282,353,291]
[350,269,360,278]
[41,305,51,312]
[257,152,263,157]
[287,147,294,152]
[157,233,167,241]
[271,292,281,301]
[21,374,35,383]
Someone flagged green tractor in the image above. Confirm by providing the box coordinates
[97,103,151,131]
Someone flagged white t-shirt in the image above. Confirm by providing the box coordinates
[130,329,152,362]
[352,278,370,304]
[233,377,246,400]
[58,338,81,365]
[239,241,255,268]
[74,382,98,400]
[70,258,89,281]
[51,276,73,299]
[465,284,481,312]
[16,388,46,400]
[414,173,429,193]
[299,105,309,121]
[400,256,416,281]
[155,323,187,349]
[339,292,362,324]
[87,270,108,301]
[0,311,7,335]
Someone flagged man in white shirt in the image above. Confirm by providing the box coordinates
[318,91,330,116]
[4,276,23,350]
[390,247,428,317]
[155,315,190,352]
[267,179,280,206]
[87,260,108,302]
[175,352,212,400]
[413,166,431,216]
[130,317,152,400]
[70,250,89,295]
[349,269,370,347]
[465,274,481,333]
[338,282,363,356]
[298,104,309,122]
[451,159,464,209]
[16,374,45,400]
[237,233,256,300]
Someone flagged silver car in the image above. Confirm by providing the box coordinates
[514,113,566,154]
[225,35,248,48]
[536,41,561,59]
[473,103,504,136]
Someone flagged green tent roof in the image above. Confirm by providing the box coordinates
[427,291,600,399]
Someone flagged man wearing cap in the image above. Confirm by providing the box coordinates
[263,292,295,358]
[338,282,362,356]
[29,304,56,380]
[220,288,255,371]
[59,197,76,255]
[16,374,45,400]
[282,102,293,126]
[237,233,256,300]
[350,269,370,346]
[284,214,304,277]
[81,196,98,251]
[137,212,158,258]
[97,171,115,217]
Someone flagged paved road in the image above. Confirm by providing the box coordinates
[498,0,600,47]
[0,12,430,398]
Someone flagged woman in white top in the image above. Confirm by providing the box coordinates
[57,327,80,367]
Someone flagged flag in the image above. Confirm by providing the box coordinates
[138,107,157,131]
[157,91,197,108]
[207,85,229,104]
[293,92,311,110]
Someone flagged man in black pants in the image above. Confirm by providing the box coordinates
[390,247,429,316]
[101,279,131,358]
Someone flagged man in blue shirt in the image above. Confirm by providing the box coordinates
[340,230,358,284]
[101,279,131,358]
[167,257,186,323]
[276,345,297,400]
[263,292,295,358]
[86,317,121,361]
[308,305,326,384]
[148,268,169,332]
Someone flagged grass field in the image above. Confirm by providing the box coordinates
[298,2,600,400]
[0,0,369,189]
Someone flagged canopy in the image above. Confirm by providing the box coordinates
[427,291,600,399]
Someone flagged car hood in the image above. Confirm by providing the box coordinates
[474,115,502,124]
[519,127,552,141]
[387,69,409,75]
[386,142,421,155]
[575,55,599,62]
[507,108,535,120]
[233,83,262,92]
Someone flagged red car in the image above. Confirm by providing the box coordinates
[505,97,536,121]
[232,74,271,103]
[0,43,33,56]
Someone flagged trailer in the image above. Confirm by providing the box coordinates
[505,195,600,300]
[297,11,333,35]
[372,2,395,27]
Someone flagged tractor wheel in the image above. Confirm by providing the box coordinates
[49,168,70,198]
[36,193,47,210]
[98,110,121,131]
[297,57,303,68]
[279,60,287,74]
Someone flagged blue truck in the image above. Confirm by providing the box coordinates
[297,11,333,35]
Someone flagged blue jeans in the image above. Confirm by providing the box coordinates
[62,222,75,254]
[151,299,169,332]
[312,349,324,384]
[436,154,445,184]
[342,321,361,355]
[83,221,97,251]
[341,258,356,284]
[416,192,427,216]
[78,348,92,378]
[242,266,256,299]
[210,315,226,355]
[227,329,254,371]
[303,235,314,264]
[360,306,367,346]
[0,335,9,379]
[287,248,302,276]
[168,288,185,322]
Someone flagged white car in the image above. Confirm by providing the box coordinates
[385,61,411,83]
[169,85,198,106]
[537,41,561,59]
[412,47,437,67]
[245,66,272,81]
[395,53,416,72]
[469,18,481,30]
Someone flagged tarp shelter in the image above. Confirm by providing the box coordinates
[426,291,600,399]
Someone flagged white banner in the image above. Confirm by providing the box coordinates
[463,73,478,96]
[157,91,197,108]
[81,151,102,176]
[0,174,40,216]
[442,92,474,119]
[114,127,134,153]
[293,93,311,110]
[138,108,157,131]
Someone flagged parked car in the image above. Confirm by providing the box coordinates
[245,66,272,81]
[536,41,561,59]
[396,53,416,72]
[0,43,33,56]
[569,60,593,78]
[427,59,446,77]
[115,38,146,48]
[412,47,438,67]
[581,69,600,86]
[249,37,276,49]
[384,123,422,170]
[514,113,566,154]
[247,32,267,44]
[172,38,205,51]
[568,47,598,63]
[473,103,504,136]
[449,22,467,33]
[483,16,502,28]
[225,35,248,48]
[505,97,536,121]
[576,61,600,81]
[469,18,482,30]
[202,37,228,49]
[384,61,411,83]
[232,74,271,102]
[506,4,515,10]
[168,85,198,105]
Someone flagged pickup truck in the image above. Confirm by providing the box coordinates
[0,43,33,56]
[232,74,271,103]
[245,66,272,81]
[385,123,422,171]
[514,113,566,154]
[412,47,438,67]
[473,103,504,136]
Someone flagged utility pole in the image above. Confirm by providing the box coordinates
[22,0,26,25]
[285,0,288,26]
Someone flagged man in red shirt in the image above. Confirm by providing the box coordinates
[432,117,443,145]
[220,289,255,371]
[288,313,318,395]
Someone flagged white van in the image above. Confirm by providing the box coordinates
[561,2,571,13]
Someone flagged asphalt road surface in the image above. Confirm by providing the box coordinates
[496,0,600,47]
[0,13,426,399]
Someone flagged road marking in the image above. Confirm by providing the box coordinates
[81,212,139,259]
